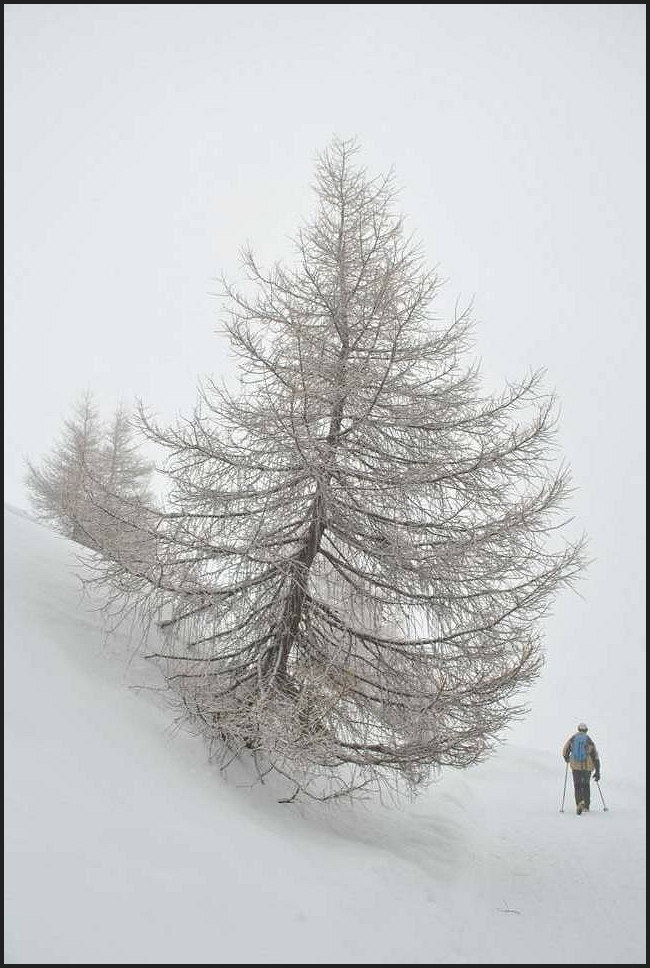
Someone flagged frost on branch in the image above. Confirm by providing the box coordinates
[96,139,587,801]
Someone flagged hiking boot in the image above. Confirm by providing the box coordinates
[577,801,585,815]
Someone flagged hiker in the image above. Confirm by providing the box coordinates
[562,723,601,814]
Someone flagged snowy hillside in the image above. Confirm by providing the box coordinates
[4,506,645,965]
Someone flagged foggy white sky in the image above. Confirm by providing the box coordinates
[4,5,645,770]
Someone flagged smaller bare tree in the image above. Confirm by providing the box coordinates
[26,392,104,548]
[26,395,156,560]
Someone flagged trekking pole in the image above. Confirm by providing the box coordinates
[560,760,569,812]
[595,779,609,812]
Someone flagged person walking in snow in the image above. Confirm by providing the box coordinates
[562,723,601,814]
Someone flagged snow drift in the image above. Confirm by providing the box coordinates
[4,506,645,964]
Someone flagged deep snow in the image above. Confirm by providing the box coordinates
[4,506,646,964]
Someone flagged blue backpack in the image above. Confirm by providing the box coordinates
[572,732,589,763]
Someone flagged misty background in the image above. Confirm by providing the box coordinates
[4,5,645,779]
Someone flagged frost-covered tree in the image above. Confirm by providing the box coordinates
[89,406,159,571]
[102,138,587,800]
[103,406,154,501]
[26,395,155,558]
[26,392,104,547]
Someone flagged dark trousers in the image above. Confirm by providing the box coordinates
[571,769,591,808]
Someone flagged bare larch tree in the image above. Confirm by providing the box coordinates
[87,405,160,574]
[26,392,104,548]
[26,395,155,560]
[100,138,586,800]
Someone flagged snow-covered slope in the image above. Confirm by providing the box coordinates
[4,506,645,964]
